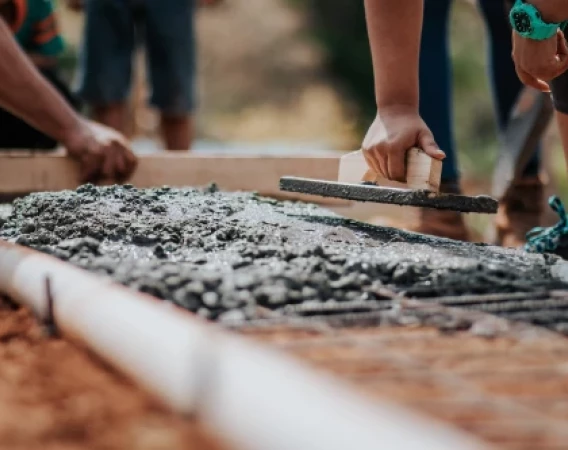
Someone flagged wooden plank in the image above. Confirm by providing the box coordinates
[406,148,442,192]
[0,151,349,205]
[337,148,442,192]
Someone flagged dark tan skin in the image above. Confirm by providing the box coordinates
[508,0,568,177]
[510,0,568,91]
[529,0,568,25]
[361,0,445,184]
[0,18,137,182]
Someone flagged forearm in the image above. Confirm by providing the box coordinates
[0,19,81,144]
[530,0,568,24]
[364,0,423,110]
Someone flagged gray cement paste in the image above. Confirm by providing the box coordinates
[0,184,565,324]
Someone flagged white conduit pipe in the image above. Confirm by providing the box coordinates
[0,241,488,450]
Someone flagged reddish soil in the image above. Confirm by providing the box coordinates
[242,321,568,449]
[0,297,225,450]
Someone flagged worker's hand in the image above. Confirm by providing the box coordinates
[66,0,83,11]
[362,106,445,183]
[512,29,568,92]
[63,120,138,183]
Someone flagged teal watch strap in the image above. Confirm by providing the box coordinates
[509,0,561,41]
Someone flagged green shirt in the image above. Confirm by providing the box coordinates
[10,0,64,56]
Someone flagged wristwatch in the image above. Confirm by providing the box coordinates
[509,0,564,40]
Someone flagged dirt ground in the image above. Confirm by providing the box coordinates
[0,297,224,450]
[243,321,568,449]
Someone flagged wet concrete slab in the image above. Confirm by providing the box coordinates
[0,184,565,325]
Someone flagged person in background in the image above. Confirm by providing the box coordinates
[0,0,81,149]
[68,0,220,151]
[0,17,137,182]
[407,0,544,246]
[508,0,568,255]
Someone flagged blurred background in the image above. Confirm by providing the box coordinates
[56,0,567,232]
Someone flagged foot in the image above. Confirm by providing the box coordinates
[161,114,192,151]
[488,176,545,248]
[406,181,470,241]
[525,196,568,259]
[406,209,470,241]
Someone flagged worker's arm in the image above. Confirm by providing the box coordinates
[0,19,137,182]
[530,0,568,23]
[365,0,422,111]
[361,0,444,183]
[511,0,568,91]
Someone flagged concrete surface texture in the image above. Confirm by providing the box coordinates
[0,185,565,324]
[280,177,499,213]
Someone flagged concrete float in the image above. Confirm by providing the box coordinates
[0,240,487,450]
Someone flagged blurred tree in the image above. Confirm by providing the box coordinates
[300,0,376,121]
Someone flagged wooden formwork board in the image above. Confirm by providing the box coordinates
[0,151,349,205]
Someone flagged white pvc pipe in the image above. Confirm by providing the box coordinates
[0,241,488,450]
[206,336,487,450]
[3,248,209,412]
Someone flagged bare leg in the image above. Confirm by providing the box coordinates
[161,114,193,151]
[93,103,129,136]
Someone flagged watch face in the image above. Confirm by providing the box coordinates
[512,10,532,33]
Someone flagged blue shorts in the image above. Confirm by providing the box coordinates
[76,0,196,115]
